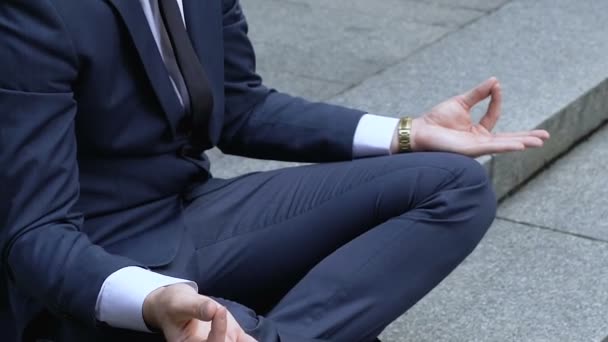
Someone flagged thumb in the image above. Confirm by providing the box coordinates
[164,286,219,322]
[206,305,228,342]
[181,295,220,322]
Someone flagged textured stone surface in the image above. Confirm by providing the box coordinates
[287,0,484,28]
[499,124,608,241]
[492,79,608,197]
[478,155,492,176]
[417,0,511,11]
[258,69,348,101]
[242,0,449,85]
[209,150,490,180]
[380,219,608,342]
[207,147,302,179]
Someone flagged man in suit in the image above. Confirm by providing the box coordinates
[0,0,549,341]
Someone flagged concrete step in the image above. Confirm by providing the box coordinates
[210,0,608,200]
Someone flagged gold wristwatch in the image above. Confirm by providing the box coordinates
[397,116,413,153]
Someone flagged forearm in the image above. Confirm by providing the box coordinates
[220,0,366,162]
[4,223,137,326]
[220,91,365,162]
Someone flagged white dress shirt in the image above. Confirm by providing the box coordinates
[95,0,399,332]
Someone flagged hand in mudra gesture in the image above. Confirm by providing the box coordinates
[407,77,550,156]
[143,284,257,342]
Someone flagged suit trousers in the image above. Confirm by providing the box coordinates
[54,152,496,342]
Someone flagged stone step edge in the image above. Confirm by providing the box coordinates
[482,77,608,200]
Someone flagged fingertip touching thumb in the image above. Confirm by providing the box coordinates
[196,298,219,321]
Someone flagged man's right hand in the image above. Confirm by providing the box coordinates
[143,283,257,342]
[390,77,550,157]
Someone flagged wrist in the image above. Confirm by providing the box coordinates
[143,286,165,330]
[410,117,421,151]
[391,116,421,153]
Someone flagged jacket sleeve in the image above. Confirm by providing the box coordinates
[217,0,366,163]
[0,0,138,328]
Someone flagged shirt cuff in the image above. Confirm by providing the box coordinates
[352,114,399,158]
[95,266,197,332]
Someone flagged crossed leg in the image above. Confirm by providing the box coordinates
[180,152,496,341]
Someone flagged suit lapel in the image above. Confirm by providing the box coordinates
[107,0,183,137]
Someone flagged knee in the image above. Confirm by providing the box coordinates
[382,152,497,228]
[436,153,496,249]
[387,153,495,262]
[456,155,496,219]
[442,153,491,190]
[391,152,496,222]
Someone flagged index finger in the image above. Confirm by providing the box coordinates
[461,77,499,108]
[479,82,502,131]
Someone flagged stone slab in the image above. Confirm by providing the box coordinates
[207,147,302,179]
[492,79,608,197]
[416,0,511,12]
[242,0,449,84]
[252,40,385,87]
[209,152,491,180]
[258,69,349,101]
[498,124,608,241]
[329,0,608,198]
[380,219,608,342]
[287,0,483,28]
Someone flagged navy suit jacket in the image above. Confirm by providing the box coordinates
[0,0,364,339]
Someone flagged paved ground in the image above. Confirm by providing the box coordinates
[380,123,608,341]
[242,0,508,101]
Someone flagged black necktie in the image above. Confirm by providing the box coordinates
[158,0,214,148]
